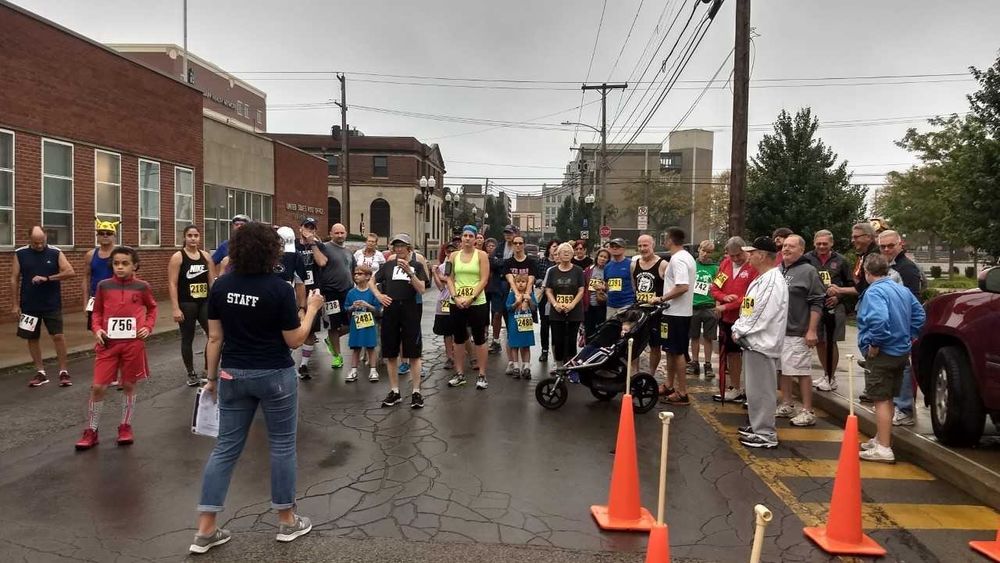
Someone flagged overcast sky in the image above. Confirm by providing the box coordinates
[13,0,1000,201]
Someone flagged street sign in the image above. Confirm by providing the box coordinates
[638,206,648,217]
[599,225,611,238]
[637,215,648,230]
[580,230,589,240]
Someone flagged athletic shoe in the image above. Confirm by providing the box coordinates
[381,390,402,407]
[790,410,817,427]
[476,375,488,390]
[117,424,134,446]
[712,386,741,402]
[662,393,690,406]
[29,372,49,387]
[775,403,796,418]
[189,528,232,554]
[111,377,121,387]
[859,444,895,463]
[703,363,714,379]
[816,378,838,392]
[331,353,344,369]
[740,433,778,449]
[539,350,548,362]
[298,365,312,381]
[520,368,531,380]
[568,370,580,384]
[737,425,755,438]
[59,371,72,387]
[726,388,746,402]
[276,515,312,543]
[411,392,424,409]
[75,429,99,450]
[187,373,201,387]
[861,437,878,451]
[448,374,466,387]
[398,362,411,375]
[443,358,455,370]
[505,362,516,376]
[368,368,380,382]
[489,341,502,355]
[892,408,915,426]
[345,368,358,383]
[685,361,700,375]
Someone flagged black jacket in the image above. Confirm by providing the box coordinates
[890,251,922,299]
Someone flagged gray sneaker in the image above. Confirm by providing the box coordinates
[189,528,232,554]
[276,515,312,543]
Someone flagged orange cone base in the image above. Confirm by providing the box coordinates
[644,522,670,563]
[591,504,656,532]
[970,539,1000,561]
[803,526,887,557]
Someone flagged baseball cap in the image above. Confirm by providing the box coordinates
[503,224,517,233]
[390,233,412,246]
[300,217,318,228]
[742,236,778,253]
[231,214,250,225]
[608,237,627,247]
[276,226,296,252]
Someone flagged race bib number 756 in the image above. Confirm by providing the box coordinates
[108,317,137,339]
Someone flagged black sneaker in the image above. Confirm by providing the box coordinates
[739,433,778,449]
[410,392,424,409]
[488,341,502,355]
[859,392,873,404]
[186,373,201,387]
[298,365,312,380]
[737,425,755,437]
[539,350,548,362]
[685,361,700,375]
[382,390,402,407]
[520,368,531,380]
[703,363,714,378]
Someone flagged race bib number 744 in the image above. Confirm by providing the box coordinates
[18,314,39,332]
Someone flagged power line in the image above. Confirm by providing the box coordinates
[662,47,735,145]
[606,0,647,82]
[574,0,609,143]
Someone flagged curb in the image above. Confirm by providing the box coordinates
[811,389,1000,512]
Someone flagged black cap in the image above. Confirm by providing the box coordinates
[608,237,627,247]
[503,224,518,233]
[743,236,778,253]
[300,217,318,228]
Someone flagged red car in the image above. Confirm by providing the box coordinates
[912,266,1000,446]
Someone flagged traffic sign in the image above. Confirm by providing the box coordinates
[638,206,648,217]
[637,215,648,230]
[599,225,611,238]
[580,230,589,240]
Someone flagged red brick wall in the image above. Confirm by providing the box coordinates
[346,153,422,186]
[0,5,203,315]
[273,143,327,228]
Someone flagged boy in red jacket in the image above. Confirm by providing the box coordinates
[709,237,758,402]
[76,246,157,450]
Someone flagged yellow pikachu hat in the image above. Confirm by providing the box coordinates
[95,217,120,233]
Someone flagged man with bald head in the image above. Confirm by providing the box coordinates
[12,226,76,387]
[631,234,668,374]
[314,223,356,372]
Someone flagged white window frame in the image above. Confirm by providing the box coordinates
[41,138,74,247]
[257,109,263,124]
[138,159,161,247]
[94,150,122,239]
[0,129,14,247]
[174,166,194,247]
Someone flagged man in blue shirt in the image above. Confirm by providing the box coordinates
[856,253,925,464]
[11,226,76,387]
[211,214,250,265]
[603,238,635,317]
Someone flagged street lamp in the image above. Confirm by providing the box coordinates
[418,175,436,253]
[563,121,608,232]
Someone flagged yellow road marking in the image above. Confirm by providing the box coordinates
[759,458,935,480]
[801,503,1000,530]
[777,428,870,443]
[705,402,832,417]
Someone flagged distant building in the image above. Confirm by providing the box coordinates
[512,194,542,239]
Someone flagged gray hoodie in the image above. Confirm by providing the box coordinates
[780,257,826,337]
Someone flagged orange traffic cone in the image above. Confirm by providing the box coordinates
[592,338,655,532]
[645,523,670,563]
[970,525,1000,561]
[803,414,886,556]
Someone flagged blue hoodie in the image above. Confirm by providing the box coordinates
[857,277,926,357]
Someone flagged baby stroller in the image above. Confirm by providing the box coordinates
[534,302,667,413]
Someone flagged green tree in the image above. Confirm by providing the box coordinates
[554,195,576,242]
[745,108,867,248]
[872,165,954,260]
[624,174,689,235]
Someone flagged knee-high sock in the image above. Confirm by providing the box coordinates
[300,344,314,367]
[87,399,103,431]
[121,392,136,426]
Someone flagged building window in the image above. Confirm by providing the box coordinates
[203,184,270,250]
[327,154,339,176]
[660,152,682,173]
[257,109,263,124]
[373,156,388,177]
[95,150,121,233]
[138,159,160,246]
[0,130,13,246]
[370,198,390,236]
[236,101,243,116]
[174,167,194,246]
[42,139,73,246]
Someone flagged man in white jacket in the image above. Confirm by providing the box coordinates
[732,236,789,449]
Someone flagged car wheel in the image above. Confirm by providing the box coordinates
[930,346,986,447]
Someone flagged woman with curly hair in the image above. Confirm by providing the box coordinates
[190,222,323,554]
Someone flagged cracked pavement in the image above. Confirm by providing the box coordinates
[0,297,975,562]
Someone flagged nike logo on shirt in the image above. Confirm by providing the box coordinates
[186,266,207,279]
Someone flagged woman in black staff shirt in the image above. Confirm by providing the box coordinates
[371,233,428,409]
[545,242,585,368]
[191,222,323,555]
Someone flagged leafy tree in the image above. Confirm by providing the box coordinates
[745,108,867,249]
[872,165,953,260]
[623,174,689,235]
[693,169,731,244]
[554,195,576,242]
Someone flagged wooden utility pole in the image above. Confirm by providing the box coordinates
[729,0,750,237]
[336,74,351,232]
[582,83,627,228]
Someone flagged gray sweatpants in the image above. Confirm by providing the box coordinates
[744,350,778,441]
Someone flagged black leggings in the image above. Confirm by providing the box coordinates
[584,304,607,344]
[540,313,551,351]
[179,301,209,374]
[549,320,581,364]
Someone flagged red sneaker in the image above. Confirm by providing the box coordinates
[117,424,134,446]
[75,429,99,450]
[28,372,49,387]
[59,372,72,387]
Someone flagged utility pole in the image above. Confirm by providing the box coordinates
[729,0,750,237]
[335,74,351,232]
[582,83,627,229]
[181,0,188,83]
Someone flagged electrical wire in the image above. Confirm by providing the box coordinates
[662,47,735,145]
[574,0,609,144]
[606,0,647,82]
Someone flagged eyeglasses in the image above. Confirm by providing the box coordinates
[512,241,524,246]
[879,243,897,249]
[97,231,114,236]
[851,234,870,240]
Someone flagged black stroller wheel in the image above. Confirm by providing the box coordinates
[535,377,568,410]
[631,373,658,413]
[590,387,616,401]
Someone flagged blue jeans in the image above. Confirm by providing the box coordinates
[198,366,298,512]
[893,363,914,415]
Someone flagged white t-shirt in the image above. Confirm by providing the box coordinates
[663,248,696,317]
[354,248,386,271]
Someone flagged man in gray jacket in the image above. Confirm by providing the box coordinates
[776,235,826,427]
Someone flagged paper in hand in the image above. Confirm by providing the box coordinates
[191,387,220,438]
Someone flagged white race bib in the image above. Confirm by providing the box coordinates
[18,314,39,332]
[86,297,95,312]
[304,269,315,286]
[694,281,710,296]
[324,300,341,315]
[107,317,137,339]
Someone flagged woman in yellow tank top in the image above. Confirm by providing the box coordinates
[446,225,491,389]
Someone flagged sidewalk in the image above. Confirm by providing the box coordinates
[810,324,1000,512]
[0,299,179,373]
